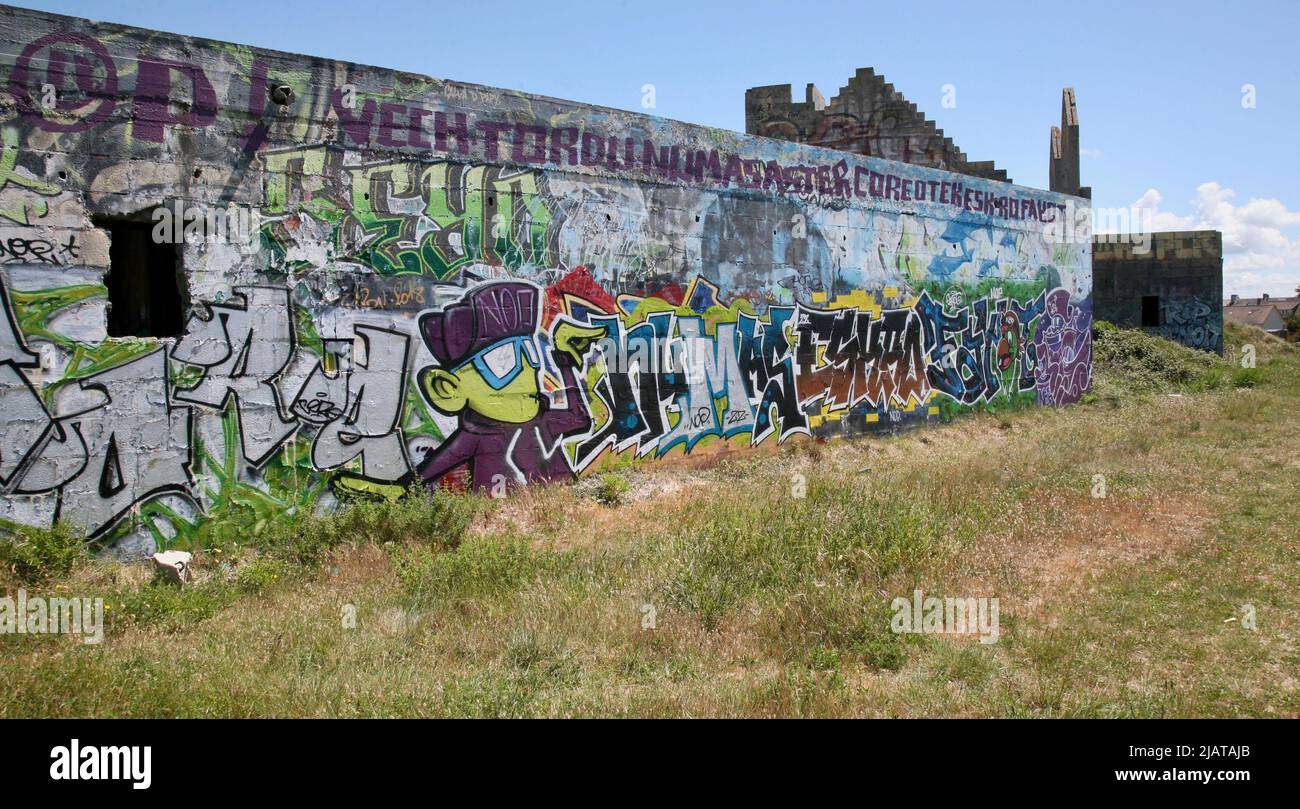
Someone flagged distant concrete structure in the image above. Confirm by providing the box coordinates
[1050,89,1221,353]
[746,68,1010,182]
[1049,88,1091,199]
[1093,231,1224,353]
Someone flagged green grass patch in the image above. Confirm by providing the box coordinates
[0,522,87,586]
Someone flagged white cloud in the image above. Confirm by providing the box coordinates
[1126,183,1300,297]
[1130,188,1195,232]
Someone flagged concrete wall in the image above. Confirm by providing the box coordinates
[0,4,1092,554]
[1092,231,1223,353]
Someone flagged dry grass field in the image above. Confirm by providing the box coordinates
[1,322,1296,717]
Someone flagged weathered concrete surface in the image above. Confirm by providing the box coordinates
[1093,231,1223,353]
[0,4,1091,554]
[1049,88,1090,200]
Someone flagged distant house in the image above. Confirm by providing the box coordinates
[1223,295,1288,335]
[1265,296,1300,321]
[1227,294,1299,316]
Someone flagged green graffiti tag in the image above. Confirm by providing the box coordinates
[261,146,561,279]
[345,161,560,278]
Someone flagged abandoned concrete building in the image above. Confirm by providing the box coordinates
[1092,232,1224,353]
[748,71,1225,353]
[0,5,1094,548]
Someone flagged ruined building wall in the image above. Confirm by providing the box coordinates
[746,68,1009,182]
[1049,88,1090,200]
[0,5,1092,554]
[1092,231,1223,353]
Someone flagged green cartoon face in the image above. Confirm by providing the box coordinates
[420,336,543,424]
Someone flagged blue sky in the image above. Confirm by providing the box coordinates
[17,0,1300,296]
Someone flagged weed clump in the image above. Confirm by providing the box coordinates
[595,473,631,506]
[391,537,552,603]
[1231,366,1264,388]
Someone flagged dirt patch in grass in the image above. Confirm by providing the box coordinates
[479,469,716,551]
[323,543,395,587]
[945,491,1215,614]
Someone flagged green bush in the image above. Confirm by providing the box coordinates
[595,473,631,505]
[0,522,86,585]
[235,557,301,594]
[1231,366,1264,388]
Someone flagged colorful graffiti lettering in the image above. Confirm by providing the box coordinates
[347,161,561,278]
[263,146,562,279]
[0,12,1092,553]
[0,267,1089,543]
[1034,288,1093,406]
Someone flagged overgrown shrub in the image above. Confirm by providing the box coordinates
[1092,325,1231,394]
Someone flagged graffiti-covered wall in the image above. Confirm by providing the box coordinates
[0,5,1092,554]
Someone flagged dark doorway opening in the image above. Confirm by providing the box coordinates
[1141,295,1161,328]
[95,215,188,338]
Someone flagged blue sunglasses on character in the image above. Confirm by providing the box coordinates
[452,335,542,390]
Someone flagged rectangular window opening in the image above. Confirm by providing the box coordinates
[94,214,189,338]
